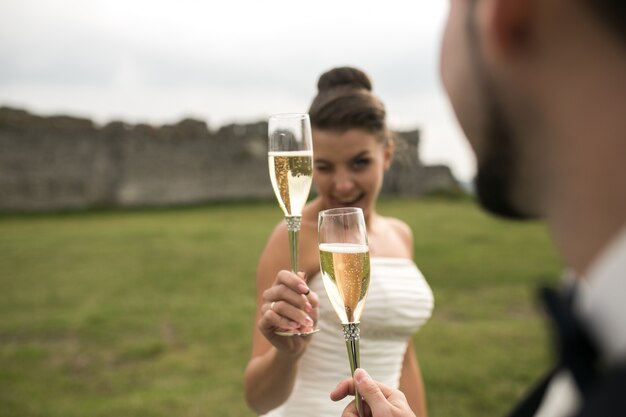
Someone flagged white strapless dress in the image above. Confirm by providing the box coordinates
[261,257,434,417]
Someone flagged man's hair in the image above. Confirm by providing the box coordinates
[585,1,626,42]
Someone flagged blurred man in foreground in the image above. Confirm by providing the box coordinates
[331,0,626,416]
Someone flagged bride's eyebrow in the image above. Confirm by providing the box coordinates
[351,151,371,160]
[314,150,371,164]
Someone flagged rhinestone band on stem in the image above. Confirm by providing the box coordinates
[342,322,360,342]
[285,216,302,232]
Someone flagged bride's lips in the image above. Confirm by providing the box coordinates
[330,193,365,207]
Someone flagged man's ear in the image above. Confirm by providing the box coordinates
[487,0,534,55]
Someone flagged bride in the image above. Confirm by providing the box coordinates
[244,66,434,417]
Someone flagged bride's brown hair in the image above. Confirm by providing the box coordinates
[308,67,392,146]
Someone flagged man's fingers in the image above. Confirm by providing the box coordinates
[333,369,413,417]
[330,378,354,401]
[341,408,361,417]
[354,368,380,393]
[353,369,390,415]
[332,369,392,402]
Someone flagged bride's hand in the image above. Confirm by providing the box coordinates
[259,270,319,355]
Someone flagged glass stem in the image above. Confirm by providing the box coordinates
[285,216,302,273]
[343,322,363,417]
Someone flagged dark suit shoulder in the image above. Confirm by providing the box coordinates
[576,364,626,417]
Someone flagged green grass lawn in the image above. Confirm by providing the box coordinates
[0,198,562,417]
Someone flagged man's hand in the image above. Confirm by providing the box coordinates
[330,368,416,417]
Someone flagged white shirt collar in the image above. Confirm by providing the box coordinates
[574,226,626,365]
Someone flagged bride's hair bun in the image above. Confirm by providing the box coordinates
[308,66,391,145]
[317,67,373,93]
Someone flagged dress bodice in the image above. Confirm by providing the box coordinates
[261,257,434,417]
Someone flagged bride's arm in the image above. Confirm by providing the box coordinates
[244,222,318,414]
[399,340,428,417]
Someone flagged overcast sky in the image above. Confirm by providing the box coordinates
[0,0,475,181]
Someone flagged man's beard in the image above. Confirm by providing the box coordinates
[474,101,529,220]
[466,3,532,220]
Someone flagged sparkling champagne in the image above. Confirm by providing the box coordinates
[268,151,313,217]
[319,243,370,323]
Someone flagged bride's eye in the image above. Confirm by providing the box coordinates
[352,158,370,170]
[315,162,332,173]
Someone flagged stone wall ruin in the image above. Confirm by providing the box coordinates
[0,106,460,212]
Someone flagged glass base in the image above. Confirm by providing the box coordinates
[274,327,320,337]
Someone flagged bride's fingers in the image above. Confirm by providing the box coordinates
[261,309,301,331]
[260,270,318,332]
[305,290,319,318]
[275,270,310,295]
[263,285,314,313]
[265,300,314,328]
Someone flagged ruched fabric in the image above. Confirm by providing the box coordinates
[261,257,434,417]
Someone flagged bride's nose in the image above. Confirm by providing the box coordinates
[333,171,355,194]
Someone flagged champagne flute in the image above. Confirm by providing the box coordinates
[268,113,318,336]
[318,207,370,417]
